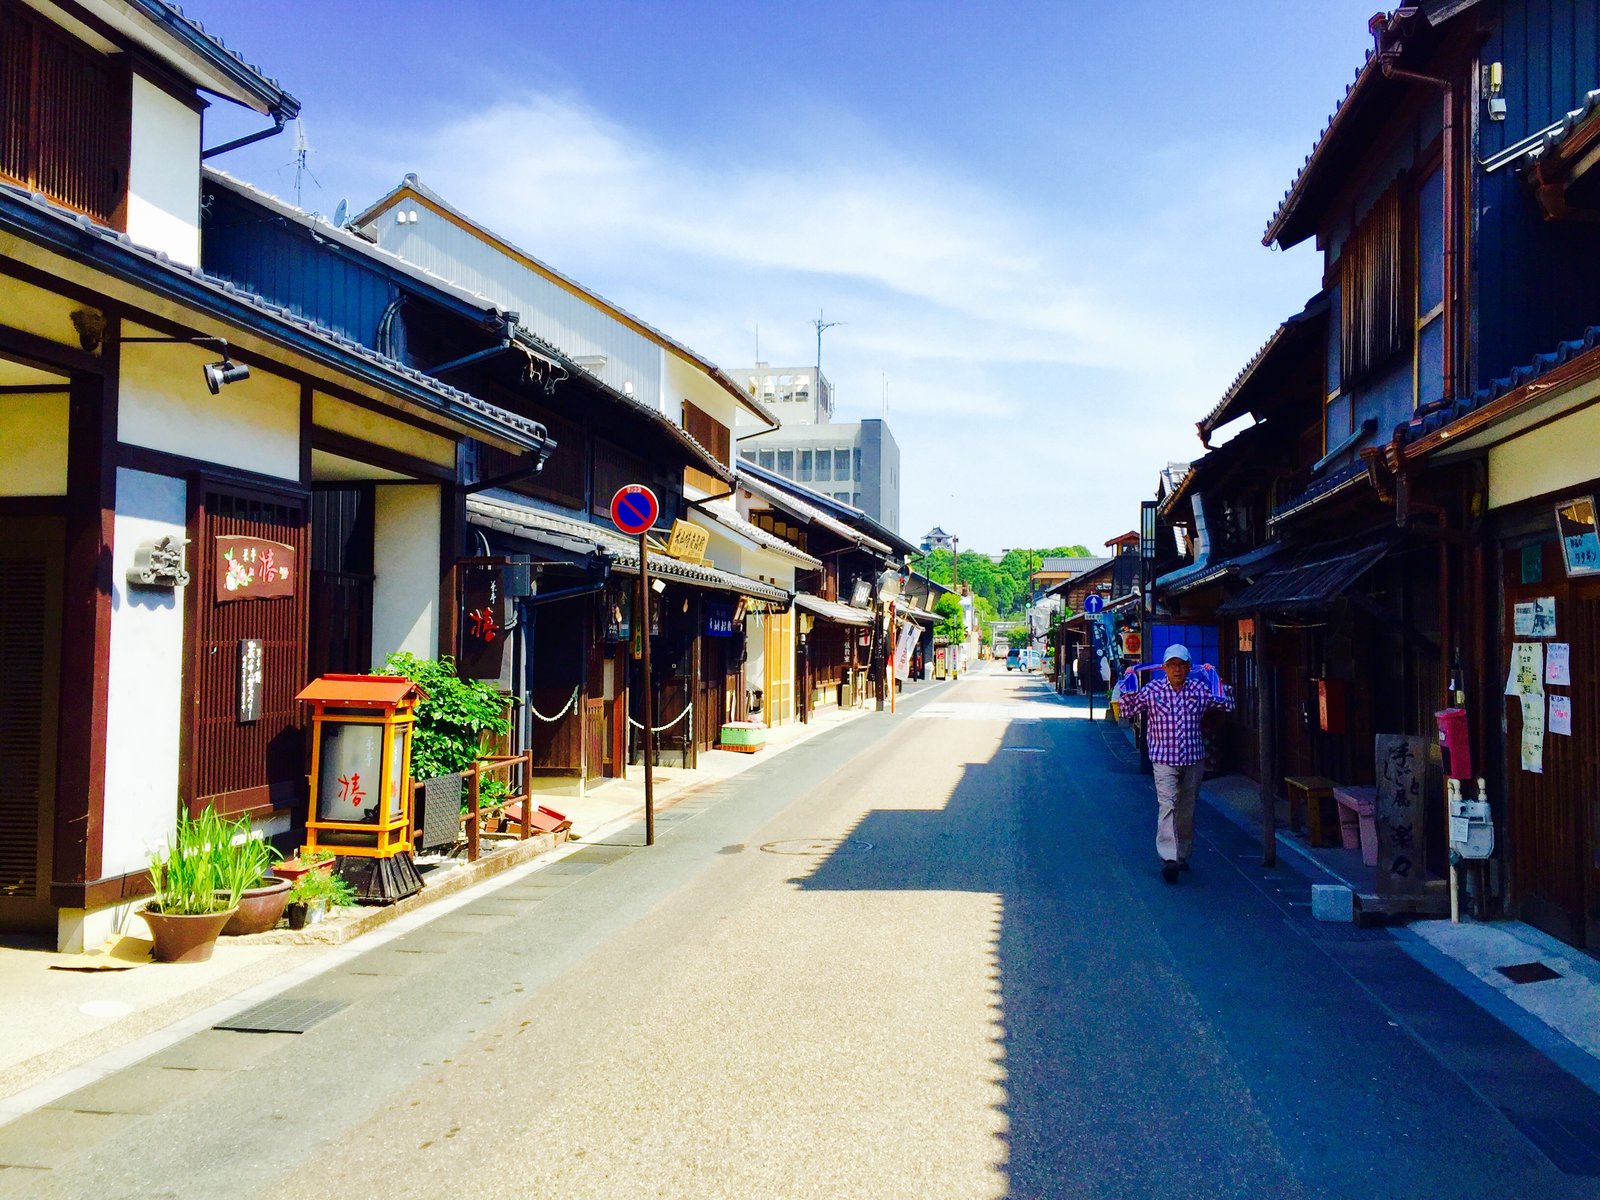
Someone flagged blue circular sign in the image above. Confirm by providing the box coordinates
[1083,593,1105,614]
[610,485,659,536]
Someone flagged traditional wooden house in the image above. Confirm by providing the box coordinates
[0,2,552,948]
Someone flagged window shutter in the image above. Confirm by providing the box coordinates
[0,555,48,897]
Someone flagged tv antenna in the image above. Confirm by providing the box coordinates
[285,118,320,208]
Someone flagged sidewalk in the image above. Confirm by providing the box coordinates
[0,683,939,1109]
[1199,767,1600,1100]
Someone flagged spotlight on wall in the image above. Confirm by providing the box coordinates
[203,357,251,394]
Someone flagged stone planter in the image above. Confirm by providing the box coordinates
[222,876,292,935]
[141,906,238,963]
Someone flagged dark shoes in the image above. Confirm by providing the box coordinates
[1161,861,1179,883]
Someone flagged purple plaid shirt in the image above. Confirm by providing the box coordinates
[1121,675,1235,766]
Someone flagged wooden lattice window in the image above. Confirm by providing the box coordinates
[682,400,730,466]
[0,548,51,900]
[1339,182,1406,387]
[187,481,309,817]
[0,4,128,226]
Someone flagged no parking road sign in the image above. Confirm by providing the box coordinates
[1083,593,1105,614]
[610,485,659,536]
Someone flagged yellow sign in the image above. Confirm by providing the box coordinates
[665,519,710,564]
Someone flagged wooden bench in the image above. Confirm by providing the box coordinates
[1283,775,1340,848]
[1333,785,1379,868]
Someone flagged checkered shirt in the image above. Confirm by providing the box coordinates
[1121,675,1234,766]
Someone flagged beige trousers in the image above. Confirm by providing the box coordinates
[1152,763,1204,863]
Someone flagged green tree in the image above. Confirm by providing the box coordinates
[932,593,965,642]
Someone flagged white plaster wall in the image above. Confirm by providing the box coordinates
[371,485,440,667]
[665,352,739,456]
[126,76,201,267]
[120,335,300,479]
[0,393,68,494]
[1488,402,1600,509]
[100,469,187,879]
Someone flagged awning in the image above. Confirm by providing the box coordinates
[1218,530,1399,617]
[902,606,939,627]
[468,496,791,605]
[1157,541,1287,599]
[792,592,871,627]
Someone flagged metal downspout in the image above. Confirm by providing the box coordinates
[201,113,288,160]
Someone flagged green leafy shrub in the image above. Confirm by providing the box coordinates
[382,652,512,781]
[288,868,356,908]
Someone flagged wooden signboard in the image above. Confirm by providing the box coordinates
[237,638,263,724]
[665,519,709,564]
[214,536,295,601]
[459,565,508,681]
[1374,733,1428,895]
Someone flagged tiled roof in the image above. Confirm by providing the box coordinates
[133,2,300,117]
[1408,324,1600,442]
[467,496,791,604]
[0,181,551,454]
[1263,50,1382,247]
[1037,557,1110,575]
[700,506,823,569]
[739,460,916,556]
[736,467,894,557]
[1197,292,1328,443]
[1267,463,1369,526]
[793,592,871,628]
[1523,86,1600,171]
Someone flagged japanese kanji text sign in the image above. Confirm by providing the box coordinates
[1374,733,1428,896]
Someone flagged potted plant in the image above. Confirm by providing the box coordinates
[274,846,336,884]
[285,867,356,930]
[142,806,255,963]
[222,835,290,936]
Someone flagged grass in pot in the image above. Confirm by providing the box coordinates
[143,806,255,963]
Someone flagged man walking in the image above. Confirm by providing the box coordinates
[1119,643,1234,883]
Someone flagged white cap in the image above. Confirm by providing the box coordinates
[1163,643,1191,664]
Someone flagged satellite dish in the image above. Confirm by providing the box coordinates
[332,199,348,228]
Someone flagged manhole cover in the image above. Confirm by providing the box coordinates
[759,838,873,856]
[215,997,348,1034]
[1496,961,1562,985]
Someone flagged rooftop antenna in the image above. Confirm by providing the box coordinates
[285,118,320,208]
[814,309,843,420]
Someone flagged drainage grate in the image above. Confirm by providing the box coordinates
[1501,1109,1600,1175]
[214,997,348,1035]
[1496,961,1562,985]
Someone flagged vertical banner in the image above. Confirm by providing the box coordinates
[459,565,508,682]
[894,618,915,680]
[1374,734,1428,896]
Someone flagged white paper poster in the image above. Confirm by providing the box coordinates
[1550,694,1573,737]
[1547,643,1572,686]
[1521,694,1546,772]
[1513,597,1557,637]
[1505,642,1545,697]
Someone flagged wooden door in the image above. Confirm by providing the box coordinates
[0,517,62,931]
[765,609,794,725]
[1504,540,1594,947]
[186,480,309,818]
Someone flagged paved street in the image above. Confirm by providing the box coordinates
[6,670,1600,1198]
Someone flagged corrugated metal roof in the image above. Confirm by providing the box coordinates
[1217,530,1399,616]
[0,181,550,455]
[1037,556,1110,575]
[793,592,871,627]
[467,496,790,604]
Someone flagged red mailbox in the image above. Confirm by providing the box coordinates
[1436,707,1473,780]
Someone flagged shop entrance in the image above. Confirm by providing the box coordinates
[0,516,62,933]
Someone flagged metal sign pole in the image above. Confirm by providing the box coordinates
[639,531,655,846]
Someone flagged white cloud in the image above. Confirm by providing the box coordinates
[353,89,1320,547]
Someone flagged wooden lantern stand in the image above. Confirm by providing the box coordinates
[295,675,425,903]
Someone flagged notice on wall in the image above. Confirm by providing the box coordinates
[1505,642,1545,697]
[1520,694,1547,773]
[1374,734,1428,896]
[1513,597,1558,637]
[1547,643,1572,686]
[1550,693,1574,737]
[237,638,263,724]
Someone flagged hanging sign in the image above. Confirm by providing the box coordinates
[704,599,735,637]
[1374,734,1428,895]
[665,520,710,565]
[237,638,263,724]
[894,618,915,680]
[459,565,509,681]
[1556,496,1600,577]
[214,536,294,601]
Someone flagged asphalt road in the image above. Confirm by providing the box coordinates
[6,669,1600,1198]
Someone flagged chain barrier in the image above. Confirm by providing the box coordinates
[527,685,580,724]
[628,702,694,733]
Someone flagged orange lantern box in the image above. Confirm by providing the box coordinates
[296,675,422,863]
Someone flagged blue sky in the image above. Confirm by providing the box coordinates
[189,1,1379,551]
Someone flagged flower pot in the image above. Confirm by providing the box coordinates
[222,876,292,935]
[275,857,335,884]
[141,906,238,963]
[285,900,328,930]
